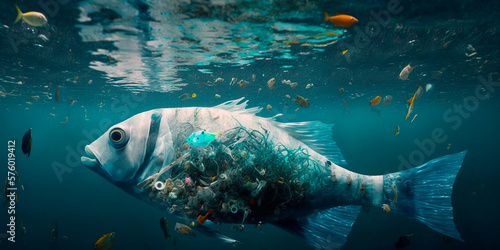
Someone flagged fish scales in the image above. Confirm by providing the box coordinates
[86,105,382,221]
[82,99,466,248]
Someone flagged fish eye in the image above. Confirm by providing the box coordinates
[109,127,129,149]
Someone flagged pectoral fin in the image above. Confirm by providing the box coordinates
[274,205,361,250]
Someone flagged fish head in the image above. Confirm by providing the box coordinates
[186,130,214,147]
[81,110,173,184]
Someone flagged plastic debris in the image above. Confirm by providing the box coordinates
[238,80,249,88]
[282,80,298,88]
[267,78,275,89]
[229,78,238,86]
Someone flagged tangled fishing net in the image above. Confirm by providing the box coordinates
[138,121,326,224]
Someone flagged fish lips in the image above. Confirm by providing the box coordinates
[81,145,130,182]
[81,145,102,170]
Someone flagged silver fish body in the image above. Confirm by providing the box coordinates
[82,98,465,249]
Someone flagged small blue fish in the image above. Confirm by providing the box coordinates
[186,129,217,147]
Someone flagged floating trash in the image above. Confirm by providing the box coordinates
[425,83,433,92]
[267,78,275,89]
[237,80,249,88]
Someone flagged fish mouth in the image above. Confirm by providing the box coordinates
[81,145,100,168]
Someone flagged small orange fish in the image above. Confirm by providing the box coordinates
[324,12,358,27]
[382,204,391,213]
[369,96,381,106]
[94,232,115,250]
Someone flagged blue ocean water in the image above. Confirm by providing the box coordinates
[0,0,499,249]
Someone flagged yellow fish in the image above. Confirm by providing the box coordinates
[159,217,171,239]
[394,125,400,136]
[175,222,196,237]
[14,4,48,27]
[94,232,115,250]
[406,87,420,119]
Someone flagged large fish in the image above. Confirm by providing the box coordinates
[81,98,465,249]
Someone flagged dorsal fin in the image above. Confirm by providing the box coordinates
[274,120,347,165]
[213,98,346,165]
[213,97,262,115]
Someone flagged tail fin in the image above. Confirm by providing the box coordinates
[14,4,23,23]
[384,151,466,241]
[323,11,330,22]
